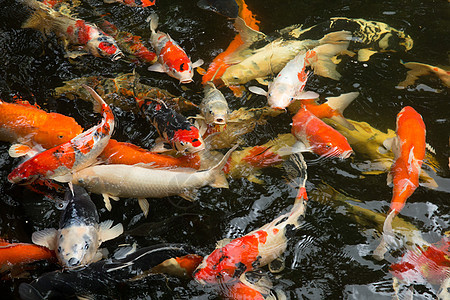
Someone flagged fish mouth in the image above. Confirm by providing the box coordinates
[111,52,124,61]
[340,150,353,159]
[180,79,193,84]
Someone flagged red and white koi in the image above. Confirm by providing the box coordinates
[22,0,123,60]
[8,85,114,184]
[291,106,353,159]
[147,13,203,84]
[249,50,319,110]
[193,153,308,284]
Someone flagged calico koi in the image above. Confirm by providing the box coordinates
[291,106,353,159]
[193,153,308,284]
[100,139,201,169]
[72,145,237,217]
[8,85,114,184]
[136,97,205,154]
[22,0,123,60]
[147,13,203,83]
[0,98,83,157]
[32,185,123,268]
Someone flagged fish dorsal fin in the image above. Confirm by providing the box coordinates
[98,220,123,244]
[138,198,150,217]
[31,228,58,250]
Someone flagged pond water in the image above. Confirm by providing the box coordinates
[0,0,449,299]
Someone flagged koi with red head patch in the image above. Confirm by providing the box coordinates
[0,98,83,157]
[22,0,123,60]
[291,106,353,159]
[249,50,319,110]
[100,139,201,169]
[194,154,308,284]
[8,85,114,184]
[147,13,203,84]
[136,98,205,154]
[387,106,426,214]
[104,0,155,7]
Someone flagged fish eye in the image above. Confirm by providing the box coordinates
[84,244,89,250]
[179,141,185,146]
[268,92,272,97]
[57,246,62,253]
[58,135,64,139]
[78,179,84,184]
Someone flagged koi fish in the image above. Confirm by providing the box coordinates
[99,20,157,65]
[72,145,237,216]
[0,239,55,273]
[136,97,205,154]
[248,49,320,110]
[197,0,239,18]
[18,244,196,299]
[220,273,284,300]
[221,24,351,87]
[193,153,308,284]
[375,107,426,259]
[151,253,203,278]
[32,185,123,268]
[22,0,123,60]
[104,0,155,7]
[200,81,230,126]
[8,85,114,184]
[291,106,353,159]
[100,139,201,169]
[397,61,450,89]
[0,98,83,157]
[147,13,204,83]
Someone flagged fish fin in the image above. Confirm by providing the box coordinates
[255,77,271,85]
[234,16,266,47]
[8,144,34,158]
[216,238,232,248]
[329,115,355,130]
[179,189,197,202]
[293,90,320,100]
[98,220,123,243]
[148,62,166,73]
[228,85,245,97]
[248,86,267,96]
[209,144,239,188]
[21,2,53,34]
[418,170,438,189]
[103,0,117,3]
[192,59,204,69]
[147,13,159,32]
[357,49,378,62]
[291,141,309,154]
[386,170,393,186]
[382,137,395,152]
[325,92,359,115]
[51,173,73,183]
[102,193,113,211]
[247,174,264,184]
[138,198,150,217]
[425,143,436,155]
[373,210,398,260]
[31,228,58,250]
[268,256,285,273]
[65,51,87,59]
[113,243,137,260]
[151,140,172,153]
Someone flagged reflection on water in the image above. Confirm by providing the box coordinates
[0,0,449,298]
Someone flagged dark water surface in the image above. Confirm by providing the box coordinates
[0,0,449,299]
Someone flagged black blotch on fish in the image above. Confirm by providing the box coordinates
[275,216,288,227]
[197,0,239,18]
[233,261,247,278]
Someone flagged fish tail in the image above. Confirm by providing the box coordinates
[283,153,308,204]
[21,0,55,33]
[311,31,351,81]
[147,13,159,33]
[209,144,239,188]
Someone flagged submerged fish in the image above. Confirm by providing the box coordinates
[193,153,308,284]
[22,0,123,60]
[32,185,123,268]
[8,86,114,184]
[147,13,203,83]
[397,61,450,88]
[0,98,83,157]
[291,106,353,159]
[72,145,237,216]
[197,0,239,18]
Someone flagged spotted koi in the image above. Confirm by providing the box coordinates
[8,85,114,184]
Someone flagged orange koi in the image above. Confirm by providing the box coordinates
[387,106,426,214]
[194,154,308,284]
[100,139,201,169]
[104,0,155,7]
[147,13,203,84]
[0,240,55,269]
[291,106,353,159]
[221,280,266,300]
[152,254,203,278]
[8,86,114,184]
[0,99,83,157]
[201,0,260,85]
